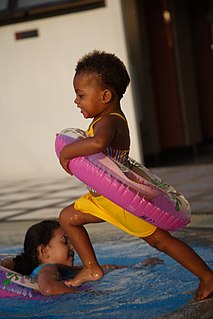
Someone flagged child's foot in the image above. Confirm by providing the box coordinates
[65,265,104,287]
[195,276,213,301]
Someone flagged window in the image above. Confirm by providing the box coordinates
[0,0,105,26]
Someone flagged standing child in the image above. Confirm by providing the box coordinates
[59,50,213,301]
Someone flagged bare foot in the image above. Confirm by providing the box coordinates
[65,265,104,287]
[195,276,213,301]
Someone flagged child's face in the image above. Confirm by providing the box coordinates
[44,227,74,267]
[73,72,108,119]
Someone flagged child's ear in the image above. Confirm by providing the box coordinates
[37,244,50,260]
[101,89,112,103]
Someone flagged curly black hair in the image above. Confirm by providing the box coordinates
[13,220,60,276]
[75,50,130,99]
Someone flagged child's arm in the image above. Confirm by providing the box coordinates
[37,265,78,295]
[60,117,116,173]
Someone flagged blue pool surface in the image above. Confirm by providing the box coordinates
[0,228,213,319]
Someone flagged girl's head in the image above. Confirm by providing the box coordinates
[75,50,130,100]
[14,220,74,275]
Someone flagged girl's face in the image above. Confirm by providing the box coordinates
[73,73,108,119]
[43,227,74,267]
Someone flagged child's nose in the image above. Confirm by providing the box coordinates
[74,96,78,104]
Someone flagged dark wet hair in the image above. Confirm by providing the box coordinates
[75,50,130,99]
[13,220,60,276]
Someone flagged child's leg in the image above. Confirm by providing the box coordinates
[59,203,104,286]
[142,228,213,300]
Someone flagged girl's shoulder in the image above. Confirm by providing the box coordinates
[32,264,75,281]
[30,263,55,279]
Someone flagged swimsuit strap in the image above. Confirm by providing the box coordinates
[108,112,127,122]
[30,263,54,280]
[87,113,127,135]
[88,117,102,133]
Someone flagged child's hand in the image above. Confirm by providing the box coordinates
[101,264,126,274]
[64,279,74,287]
[59,150,73,175]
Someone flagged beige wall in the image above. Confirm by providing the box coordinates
[0,0,142,179]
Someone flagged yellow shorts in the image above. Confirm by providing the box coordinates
[74,192,157,238]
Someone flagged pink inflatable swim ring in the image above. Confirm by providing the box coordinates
[55,128,191,231]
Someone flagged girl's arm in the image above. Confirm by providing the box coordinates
[37,265,78,295]
[60,117,116,173]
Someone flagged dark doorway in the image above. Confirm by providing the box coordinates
[144,0,185,150]
[189,0,213,142]
[122,0,213,167]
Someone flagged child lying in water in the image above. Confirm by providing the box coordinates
[1,220,162,295]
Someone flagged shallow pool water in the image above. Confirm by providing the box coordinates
[0,228,212,319]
